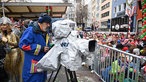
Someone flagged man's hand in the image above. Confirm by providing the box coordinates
[44,46,49,53]
[2,37,8,43]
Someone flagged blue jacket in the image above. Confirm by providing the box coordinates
[19,22,50,82]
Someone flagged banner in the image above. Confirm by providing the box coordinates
[126,0,136,17]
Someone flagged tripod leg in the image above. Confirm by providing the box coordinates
[48,71,54,82]
[72,71,78,82]
[65,67,69,82]
[67,69,74,82]
[67,69,78,82]
[52,65,62,82]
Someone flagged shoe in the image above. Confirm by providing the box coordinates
[82,62,86,66]
[91,70,94,73]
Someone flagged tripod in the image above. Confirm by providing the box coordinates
[48,65,78,82]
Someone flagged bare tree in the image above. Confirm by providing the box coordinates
[76,1,88,25]
[62,0,68,3]
[76,0,81,3]
[76,3,82,23]
[82,5,88,27]
[82,5,88,22]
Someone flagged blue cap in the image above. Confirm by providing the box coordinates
[38,13,52,24]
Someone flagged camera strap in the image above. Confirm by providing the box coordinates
[66,32,71,38]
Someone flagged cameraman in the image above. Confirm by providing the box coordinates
[19,13,52,82]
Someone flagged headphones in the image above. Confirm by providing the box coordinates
[38,13,48,23]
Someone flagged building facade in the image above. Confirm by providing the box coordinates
[83,4,88,28]
[136,0,142,33]
[75,0,89,29]
[111,0,138,32]
[91,0,101,31]
[2,0,31,2]
[95,0,101,28]
[112,0,126,18]
[111,0,128,32]
[65,0,76,21]
[98,0,112,32]
[87,0,92,27]
[91,0,97,26]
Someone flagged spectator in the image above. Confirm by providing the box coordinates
[19,13,52,82]
[0,17,23,82]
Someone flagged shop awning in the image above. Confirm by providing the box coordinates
[0,2,72,18]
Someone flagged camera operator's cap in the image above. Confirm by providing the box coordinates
[38,13,52,24]
[0,17,12,25]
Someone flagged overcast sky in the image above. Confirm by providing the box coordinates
[31,0,90,4]
[85,0,90,4]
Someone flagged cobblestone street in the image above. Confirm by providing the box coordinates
[47,66,102,82]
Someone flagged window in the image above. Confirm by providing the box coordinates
[121,4,124,11]
[124,16,129,24]
[102,0,106,3]
[106,2,110,7]
[97,6,99,10]
[101,6,104,10]
[114,7,116,13]
[96,13,99,18]
[97,0,100,5]
[121,17,124,25]
[101,11,109,18]
[117,6,119,12]
[124,3,126,9]
[101,2,110,10]
[93,5,96,10]
[119,5,121,11]
[112,19,116,25]
[69,14,71,18]
[101,21,108,27]
[71,14,74,18]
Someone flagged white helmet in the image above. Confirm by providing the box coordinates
[0,17,11,25]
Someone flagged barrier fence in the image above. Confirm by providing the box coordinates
[93,44,146,82]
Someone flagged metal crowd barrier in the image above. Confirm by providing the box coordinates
[93,44,146,82]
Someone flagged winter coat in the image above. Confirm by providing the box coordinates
[19,21,50,82]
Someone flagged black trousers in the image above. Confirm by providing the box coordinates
[0,66,9,82]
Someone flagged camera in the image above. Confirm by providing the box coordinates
[36,20,97,71]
